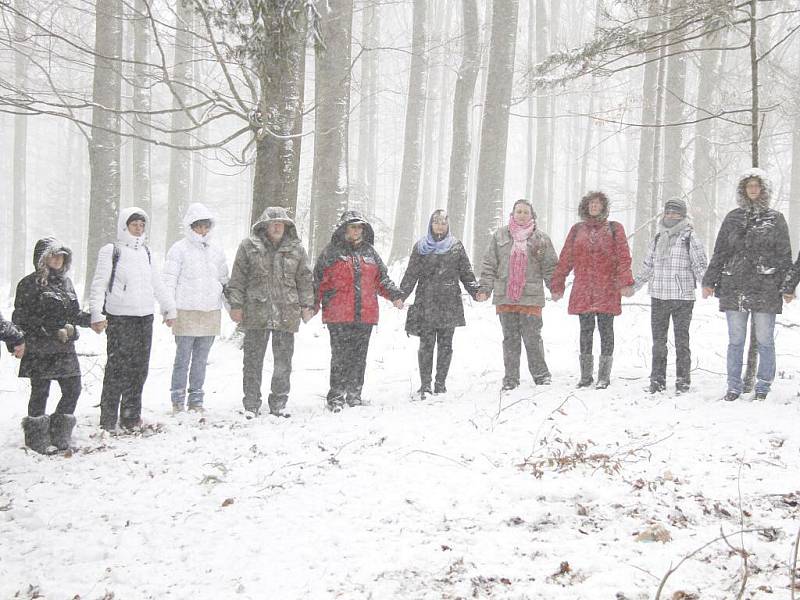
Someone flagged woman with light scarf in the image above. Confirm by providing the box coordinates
[400,210,481,399]
[478,199,559,391]
[631,198,708,394]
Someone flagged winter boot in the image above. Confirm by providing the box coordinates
[433,381,447,394]
[21,415,53,455]
[417,382,433,400]
[596,355,613,389]
[326,390,346,413]
[576,354,594,388]
[49,413,77,451]
[268,393,290,418]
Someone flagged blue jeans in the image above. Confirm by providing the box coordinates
[725,311,776,395]
[170,336,215,407]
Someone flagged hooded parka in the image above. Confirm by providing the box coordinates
[13,238,91,379]
[551,195,634,316]
[227,207,314,332]
[703,168,792,314]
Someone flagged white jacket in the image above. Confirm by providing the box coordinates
[89,206,177,323]
[162,203,229,312]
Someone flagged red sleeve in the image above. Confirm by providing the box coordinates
[613,222,634,287]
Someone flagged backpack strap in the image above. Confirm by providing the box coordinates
[107,243,121,293]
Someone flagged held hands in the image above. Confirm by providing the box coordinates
[164,318,176,328]
[702,287,714,299]
[13,342,25,359]
[475,292,489,302]
[784,293,795,304]
[620,286,634,298]
[90,320,107,334]
[229,308,243,323]
[301,307,315,323]
[550,292,563,302]
[392,299,404,310]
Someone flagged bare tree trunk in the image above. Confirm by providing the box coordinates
[471,0,519,265]
[525,1,534,200]
[446,0,479,242]
[388,0,427,262]
[309,0,353,257]
[192,16,206,209]
[790,47,800,254]
[660,2,688,204]
[131,0,151,217]
[649,47,667,229]
[355,1,380,213]
[631,0,662,268]
[11,0,27,290]
[533,0,550,228]
[749,0,759,167]
[251,10,308,223]
[690,29,722,252]
[166,0,194,248]
[85,0,123,299]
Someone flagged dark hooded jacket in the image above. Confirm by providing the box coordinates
[703,168,792,314]
[400,212,480,333]
[12,238,91,378]
[227,207,314,332]
[551,194,634,315]
[314,211,403,325]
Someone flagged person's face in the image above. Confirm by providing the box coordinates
[588,197,603,217]
[266,222,285,243]
[127,219,146,237]
[513,203,533,224]
[431,217,448,236]
[191,221,212,236]
[745,179,762,200]
[663,209,682,221]
[345,224,364,245]
[46,254,64,271]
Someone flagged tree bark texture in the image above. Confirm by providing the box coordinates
[85,0,123,299]
[446,0,479,242]
[660,2,688,205]
[389,0,428,262]
[355,1,380,215]
[471,0,519,265]
[309,0,353,256]
[131,0,151,217]
[11,0,27,290]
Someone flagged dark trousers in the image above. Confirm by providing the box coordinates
[328,323,372,401]
[418,327,455,386]
[499,313,549,385]
[28,376,81,417]
[578,313,615,356]
[100,314,153,430]
[650,298,694,385]
[242,328,295,413]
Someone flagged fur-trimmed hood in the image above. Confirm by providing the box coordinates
[33,237,72,284]
[578,191,610,221]
[736,167,773,211]
[250,206,299,245]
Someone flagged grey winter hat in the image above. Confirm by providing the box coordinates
[663,198,687,217]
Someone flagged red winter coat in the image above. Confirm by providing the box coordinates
[314,231,402,324]
[551,219,634,316]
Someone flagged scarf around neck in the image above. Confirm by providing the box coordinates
[656,217,690,260]
[506,215,536,302]
[417,230,454,256]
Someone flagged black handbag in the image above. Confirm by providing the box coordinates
[405,303,423,336]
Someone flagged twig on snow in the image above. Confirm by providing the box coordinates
[791,526,800,600]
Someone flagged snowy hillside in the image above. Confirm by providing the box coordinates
[1,293,800,599]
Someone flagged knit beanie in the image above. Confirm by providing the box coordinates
[663,198,687,217]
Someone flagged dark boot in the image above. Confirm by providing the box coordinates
[596,355,613,389]
[577,354,594,388]
[22,415,53,455]
[49,413,76,451]
[326,390,346,413]
[268,393,290,417]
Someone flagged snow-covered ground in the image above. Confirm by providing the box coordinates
[2,289,800,599]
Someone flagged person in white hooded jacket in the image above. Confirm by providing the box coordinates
[162,203,229,412]
[89,207,176,430]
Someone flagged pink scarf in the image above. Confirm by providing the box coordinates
[506,215,536,302]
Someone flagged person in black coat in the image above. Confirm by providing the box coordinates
[702,168,793,401]
[400,209,482,398]
[1,311,25,358]
[12,238,92,453]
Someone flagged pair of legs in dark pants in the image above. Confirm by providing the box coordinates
[650,298,693,387]
[28,376,81,417]
[578,313,615,355]
[242,328,294,415]
[418,328,454,390]
[100,314,153,430]
[499,313,550,387]
[328,323,372,407]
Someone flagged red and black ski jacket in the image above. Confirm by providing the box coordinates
[314,236,402,325]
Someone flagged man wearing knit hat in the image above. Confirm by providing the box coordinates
[630,197,708,394]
